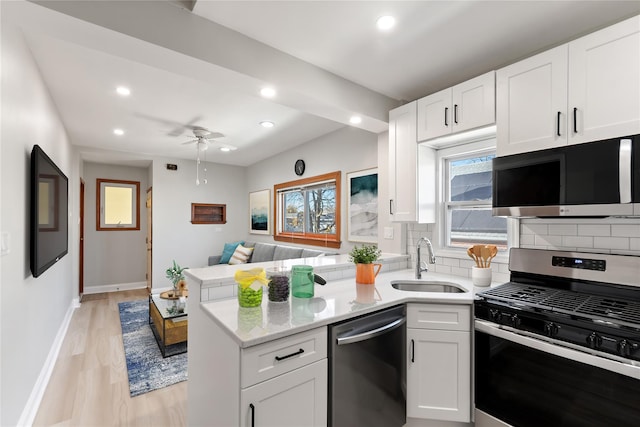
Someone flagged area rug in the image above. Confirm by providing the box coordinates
[118,299,187,397]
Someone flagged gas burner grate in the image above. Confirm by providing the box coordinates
[478,282,640,329]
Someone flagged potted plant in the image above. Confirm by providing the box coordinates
[349,244,382,284]
[165,260,188,297]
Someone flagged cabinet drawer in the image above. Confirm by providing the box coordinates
[241,327,327,388]
[407,304,470,331]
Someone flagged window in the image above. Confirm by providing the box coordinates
[97,179,140,231]
[438,139,509,251]
[274,171,341,248]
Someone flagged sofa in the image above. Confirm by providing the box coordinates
[208,240,334,266]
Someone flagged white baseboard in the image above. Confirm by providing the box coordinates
[83,281,147,294]
[17,299,76,427]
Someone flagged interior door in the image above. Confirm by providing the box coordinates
[79,179,85,299]
[146,187,152,293]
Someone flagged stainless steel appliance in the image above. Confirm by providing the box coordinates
[328,305,406,427]
[475,248,640,427]
[492,134,640,217]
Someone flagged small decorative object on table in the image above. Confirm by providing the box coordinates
[349,244,382,285]
[235,268,269,308]
[467,244,497,287]
[165,260,188,298]
[267,267,290,302]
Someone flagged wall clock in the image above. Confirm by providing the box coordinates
[295,159,305,176]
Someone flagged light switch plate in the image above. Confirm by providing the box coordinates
[1,232,10,255]
[384,227,394,239]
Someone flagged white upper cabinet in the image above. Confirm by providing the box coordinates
[417,71,496,143]
[388,101,436,223]
[496,45,569,156]
[569,15,640,145]
[497,15,640,156]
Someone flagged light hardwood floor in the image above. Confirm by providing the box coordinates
[33,289,187,426]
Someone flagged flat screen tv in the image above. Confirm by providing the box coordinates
[30,145,68,278]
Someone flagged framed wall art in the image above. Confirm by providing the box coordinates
[249,189,270,235]
[347,168,378,243]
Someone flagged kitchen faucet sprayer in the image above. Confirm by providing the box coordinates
[416,237,436,279]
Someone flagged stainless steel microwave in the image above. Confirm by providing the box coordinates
[492,135,640,217]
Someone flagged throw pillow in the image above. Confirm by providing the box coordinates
[219,241,244,264]
[229,244,254,265]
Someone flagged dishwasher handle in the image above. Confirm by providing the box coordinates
[336,316,405,346]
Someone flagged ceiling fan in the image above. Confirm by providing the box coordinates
[181,127,237,152]
[182,127,237,186]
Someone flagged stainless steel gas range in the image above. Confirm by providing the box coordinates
[474,248,640,427]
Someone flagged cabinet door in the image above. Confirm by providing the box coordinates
[569,15,640,145]
[453,71,495,134]
[407,329,471,422]
[417,88,452,141]
[240,359,327,427]
[389,102,418,222]
[496,45,568,156]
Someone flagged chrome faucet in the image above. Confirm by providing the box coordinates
[416,237,436,279]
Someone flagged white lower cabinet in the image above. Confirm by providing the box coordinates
[406,304,471,423]
[240,359,328,427]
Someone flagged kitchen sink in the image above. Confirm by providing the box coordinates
[391,280,467,293]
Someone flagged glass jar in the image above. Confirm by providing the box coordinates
[235,268,267,308]
[237,284,263,307]
[267,267,290,303]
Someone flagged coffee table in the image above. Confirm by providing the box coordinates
[148,293,188,357]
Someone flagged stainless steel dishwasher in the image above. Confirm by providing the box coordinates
[328,304,406,427]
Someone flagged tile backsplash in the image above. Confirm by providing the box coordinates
[406,218,640,284]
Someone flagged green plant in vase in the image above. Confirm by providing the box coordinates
[349,245,382,284]
[165,260,188,297]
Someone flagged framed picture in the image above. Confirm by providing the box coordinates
[347,168,378,243]
[249,189,270,235]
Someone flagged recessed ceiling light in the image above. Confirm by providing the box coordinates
[260,121,275,128]
[116,86,131,96]
[376,15,396,31]
[349,116,362,124]
[260,87,276,98]
[113,128,124,136]
[220,147,231,152]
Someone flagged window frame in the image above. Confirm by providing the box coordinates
[434,137,518,262]
[273,171,341,249]
[96,178,140,231]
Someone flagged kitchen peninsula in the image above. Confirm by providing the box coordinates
[186,255,482,426]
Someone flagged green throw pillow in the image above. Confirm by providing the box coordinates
[219,241,244,264]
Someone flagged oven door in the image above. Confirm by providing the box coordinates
[475,320,640,427]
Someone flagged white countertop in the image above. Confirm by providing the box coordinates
[199,268,498,348]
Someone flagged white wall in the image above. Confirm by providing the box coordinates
[82,162,149,291]
[1,20,75,426]
[246,126,378,254]
[151,157,247,288]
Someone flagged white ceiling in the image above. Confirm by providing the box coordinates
[6,1,640,167]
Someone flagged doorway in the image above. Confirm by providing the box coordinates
[146,187,152,293]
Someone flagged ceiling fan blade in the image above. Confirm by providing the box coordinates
[204,131,224,139]
[168,116,203,137]
[181,139,199,145]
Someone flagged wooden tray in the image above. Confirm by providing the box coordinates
[159,290,189,300]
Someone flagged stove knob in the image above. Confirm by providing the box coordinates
[489,309,502,322]
[510,314,521,328]
[617,340,632,357]
[544,322,559,337]
[586,332,602,349]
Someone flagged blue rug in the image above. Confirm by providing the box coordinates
[118,299,187,397]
